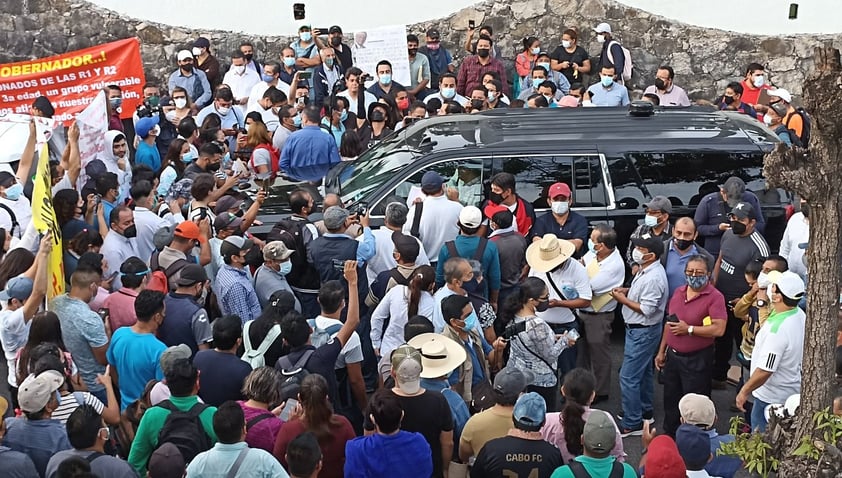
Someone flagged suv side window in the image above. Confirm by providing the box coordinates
[605,154,646,210]
[498,155,604,211]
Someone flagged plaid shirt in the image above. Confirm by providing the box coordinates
[456,56,509,97]
[213,264,261,323]
[508,315,568,387]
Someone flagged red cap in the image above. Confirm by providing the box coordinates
[548,182,571,199]
[484,203,509,220]
[645,436,687,478]
[174,221,201,241]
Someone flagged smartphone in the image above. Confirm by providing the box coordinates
[298,71,312,81]
[468,20,476,29]
[280,398,299,421]
[314,28,329,35]
[97,308,110,322]
[95,194,102,205]
[292,3,305,20]
[332,259,346,272]
[666,314,680,323]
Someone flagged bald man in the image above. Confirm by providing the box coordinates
[661,217,715,298]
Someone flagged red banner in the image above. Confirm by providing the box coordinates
[0,38,146,123]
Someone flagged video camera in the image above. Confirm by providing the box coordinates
[136,100,161,118]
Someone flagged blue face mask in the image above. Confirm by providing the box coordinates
[222,152,231,166]
[379,73,392,86]
[283,57,296,67]
[181,151,195,163]
[588,239,596,253]
[324,58,335,68]
[601,75,614,87]
[300,32,312,42]
[532,78,544,88]
[340,109,348,122]
[4,183,23,201]
[686,274,709,290]
[279,261,292,276]
[261,74,274,82]
[441,87,456,99]
[293,115,302,127]
[644,214,659,227]
[462,310,478,332]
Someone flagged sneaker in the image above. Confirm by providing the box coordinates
[617,411,654,424]
[620,425,643,438]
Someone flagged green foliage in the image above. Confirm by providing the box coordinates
[718,416,780,478]
[791,409,842,460]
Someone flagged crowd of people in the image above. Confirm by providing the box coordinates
[0,15,836,478]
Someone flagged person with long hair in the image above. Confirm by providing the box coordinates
[0,248,34,291]
[169,86,193,125]
[63,229,103,285]
[516,36,541,91]
[371,265,436,360]
[541,367,624,463]
[244,119,276,176]
[244,290,297,369]
[0,227,10,263]
[273,374,355,478]
[15,311,83,390]
[339,130,364,161]
[500,277,573,412]
[239,367,285,453]
[157,138,190,198]
[53,189,96,242]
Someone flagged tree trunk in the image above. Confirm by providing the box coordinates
[762,45,842,470]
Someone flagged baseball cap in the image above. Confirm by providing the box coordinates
[213,212,243,233]
[459,206,483,229]
[770,270,805,299]
[166,178,193,201]
[85,159,107,178]
[583,411,617,454]
[391,344,423,394]
[559,95,580,108]
[483,203,508,221]
[426,29,441,40]
[721,176,746,206]
[213,195,244,215]
[174,221,201,241]
[328,25,343,34]
[0,275,34,301]
[493,367,534,403]
[420,171,444,193]
[299,24,311,31]
[18,370,64,413]
[392,231,420,263]
[323,206,350,231]
[644,195,672,214]
[135,115,160,139]
[676,424,712,469]
[630,232,664,257]
[264,241,294,261]
[160,344,191,374]
[548,182,572,199]
[175,263,208,286]
[729,202,756,220]
[193,37,210,48]
[220,235,254,258]
[513,392,547,430]
[177,49,193,61]
[679,393,716,428]
[593,22,612,33]
[32,96,55,118]
[767,87,792,104]
[646,435,686,478]
[148,442,185,478]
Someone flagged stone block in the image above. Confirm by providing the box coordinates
[510,0,546,21]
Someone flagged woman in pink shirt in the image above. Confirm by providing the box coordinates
[102,257,148,331]
[239,367,285,453]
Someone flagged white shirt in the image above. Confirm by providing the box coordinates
[337,90,378,116]
[247,80,291,111]
[365,228,430,285]
[1,308,29,387]
[687,470,722,478]
[0,195,32,238]
[402,195,462,264]
[133,207,166,263]
[246,104,280,132]
[222,67,261,103]
[312,315,363,370]
[751,306,805,404]
[779,212,809,280]
[273,126,293,152]
[101,230,140,291]
[424,92,470,107]
[370,285,435,359]
[529,259,592,324]
[580,248,625,312]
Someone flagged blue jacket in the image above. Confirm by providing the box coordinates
[315,63,346,107]
[279,125,341,181]
[693,190,766,256]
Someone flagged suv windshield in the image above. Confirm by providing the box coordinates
[338,135,416,204]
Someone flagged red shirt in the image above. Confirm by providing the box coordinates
[456,56,509,97]
[102,287,139,331]
[738,79,771,107]
[273,415,356,478]
[666,283,727,353]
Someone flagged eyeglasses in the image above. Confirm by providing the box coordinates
[685,270,707,277]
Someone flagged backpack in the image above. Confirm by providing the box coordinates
[250,143,280,178]
[309,319,343,348]
[568,459,625,478]
[607,40,633,82]
[148,250,191,293]
[241,321,282,369]
[276,349,316,402]
[0,203,19,239]
[784,106,812,147]
[267,218,319,289]
[774,124,803,148]
[445,237,488,263]
[155,400,212,464]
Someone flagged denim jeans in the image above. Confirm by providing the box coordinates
[550,322,580,383]
[619,324,662,430]
[751,397,771,432]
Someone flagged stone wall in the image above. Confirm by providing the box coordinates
[1,0,840,100]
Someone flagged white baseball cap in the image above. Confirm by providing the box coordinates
[767,88,792,104]
[177,50,194,62]
[593,23,612,34]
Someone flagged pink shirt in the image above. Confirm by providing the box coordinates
[239,401,284,453]
[541,408,625,464]
[103,288,139,331]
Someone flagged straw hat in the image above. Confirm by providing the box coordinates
[408,333,468,379]
[526,234,576,272]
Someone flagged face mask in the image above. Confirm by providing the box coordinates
[222,152,231,164]
[674,238,692,250]
[654,78,666,90]
[340,109,348,122]
[532,78,544,88]
[757,271,770,288]
[397,98,410,110]
[206,161,221,172]
[4,183,23,201]
[723,95,735,105]
[181,151,195,163]
[122,225,137,239]
[324,58,334,68]
[279,261,292,276]
[588,239,597,253]
[181,63,194,72]
[730,220,747,235]
[109,98,122,110]
[763,114,773,126]
[370,111,386,122]
[99,427,111,442]
[753,75,765,88]
[233,65,245,74]
[488,191,504,204]
[462,310,478,332]
[441,87,456,99]
[551,201,569,215]
[147,95,160,107]
[562,40,572,49]
[379,73,392,85]
[260,74,275,83]
[331,37,342,47]
[632,248,648,265]
[530,47,541,55]
[536,299,550,312]
[300,32,312,42]
[166,110,178,122]
[597,34,605,43]
[243,53,254,62]
[174,98,188,109]
[283,57,296,67]
[293,115,302,127]
[471,99,484,110]
[150,125,161,137]
[644,214,659,227]
[801,204,809,218]
[537,62,551,73]
[600,76,614,87]
[196,286,208,303]
[488,92,497,102]
[217,106,230,116]
[686,274,709,290]
[408,47,418,56]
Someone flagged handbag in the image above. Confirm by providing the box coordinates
[469,377,496,414]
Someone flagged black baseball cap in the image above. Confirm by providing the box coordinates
[329,25,343,34]
[630,233,664,258]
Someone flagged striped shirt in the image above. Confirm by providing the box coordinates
[716,230,770,301]
[52,391,105,425]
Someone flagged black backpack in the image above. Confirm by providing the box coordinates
[784,106,811,147]
[568,459,625,478]
[276,349,315,402]
[154,400,212,464]
[267,218,320,289]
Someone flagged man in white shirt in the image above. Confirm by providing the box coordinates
[367,202,430,285]
[403,171,462,267]
[222,51,261,113]
[246,86,286,132]
[337,67,377,117]
[0,172,31,240]
[736,271,806,432]
[247,61,289,111]
[100,206,140,291]
[779,201,809,281]
[424,73,470,107]
[578,225,624,402]
[129,180,166,263]
[527,234,592,381]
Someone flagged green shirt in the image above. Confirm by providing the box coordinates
[128,395,218,475]
[551,455,638,478]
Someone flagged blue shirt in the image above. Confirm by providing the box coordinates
[279,125,342,181]
[448,334,492,385]
[435,235,501,295]
[168,68,212,108]
[3,418,71,477]
[106,327,166,410]
[531,211,589,258]
[214,265,262,324]
[664,243,699,298]
[50,295,108,392]
[135,141,162,173]
[344,431,433,478]
[587,82,631,106]
[186,442,288,478]
[0,446,38,478]
[321,117,345,147]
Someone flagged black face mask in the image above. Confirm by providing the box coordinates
[370,111,386,122]
[536,299,550,312]
[330,37,342,47]
[206,162,221,172]
[181,64,193,72]
[730,220,747,235]
[235,209,244,217]
[654,78,666,90]
[800,204,810,218]
[408,48,418,56]
[674,238,693,250]
[723,95,735,105]
[243,53,253,62]
[471,99,484,110]
[488,191,504,204]
[477,48,490,58]
[122,225,137,239]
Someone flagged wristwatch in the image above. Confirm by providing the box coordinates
[688,326,695,336]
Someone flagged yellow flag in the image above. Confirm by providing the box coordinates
[31,144,64,299]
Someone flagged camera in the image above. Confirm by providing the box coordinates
[293,3,305,20]
[501,321,527,340]
[136,100,160,118]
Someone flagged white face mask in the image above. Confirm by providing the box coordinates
[217,106,230,116]
[562,40,572,49]
[551,201,569,215]
[753,75,765,88]
[757,271,770,288]
[192,47,203,56]
[165,110,178,122]
[763,114,773,126]
[597,34,606,44]
[632,248,647,264]
[233,65,246,75]
[174,98,187,109]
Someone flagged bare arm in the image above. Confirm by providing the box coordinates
[458,437,474,463]
[22,236,51,321]
[197,218,212,266]
[17,120,37,185]
[92,343,109,365]
[440,430,454,469]
[335,261,361,346]
[96,366,120,425]
[345,361,367,412]
[712,252,723,285]
[206,174,240,202]
[65,122,82,186]
[239,190,266,232]
[463,29,475,54]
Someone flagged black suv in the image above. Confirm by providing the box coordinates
[255,105,787,252]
